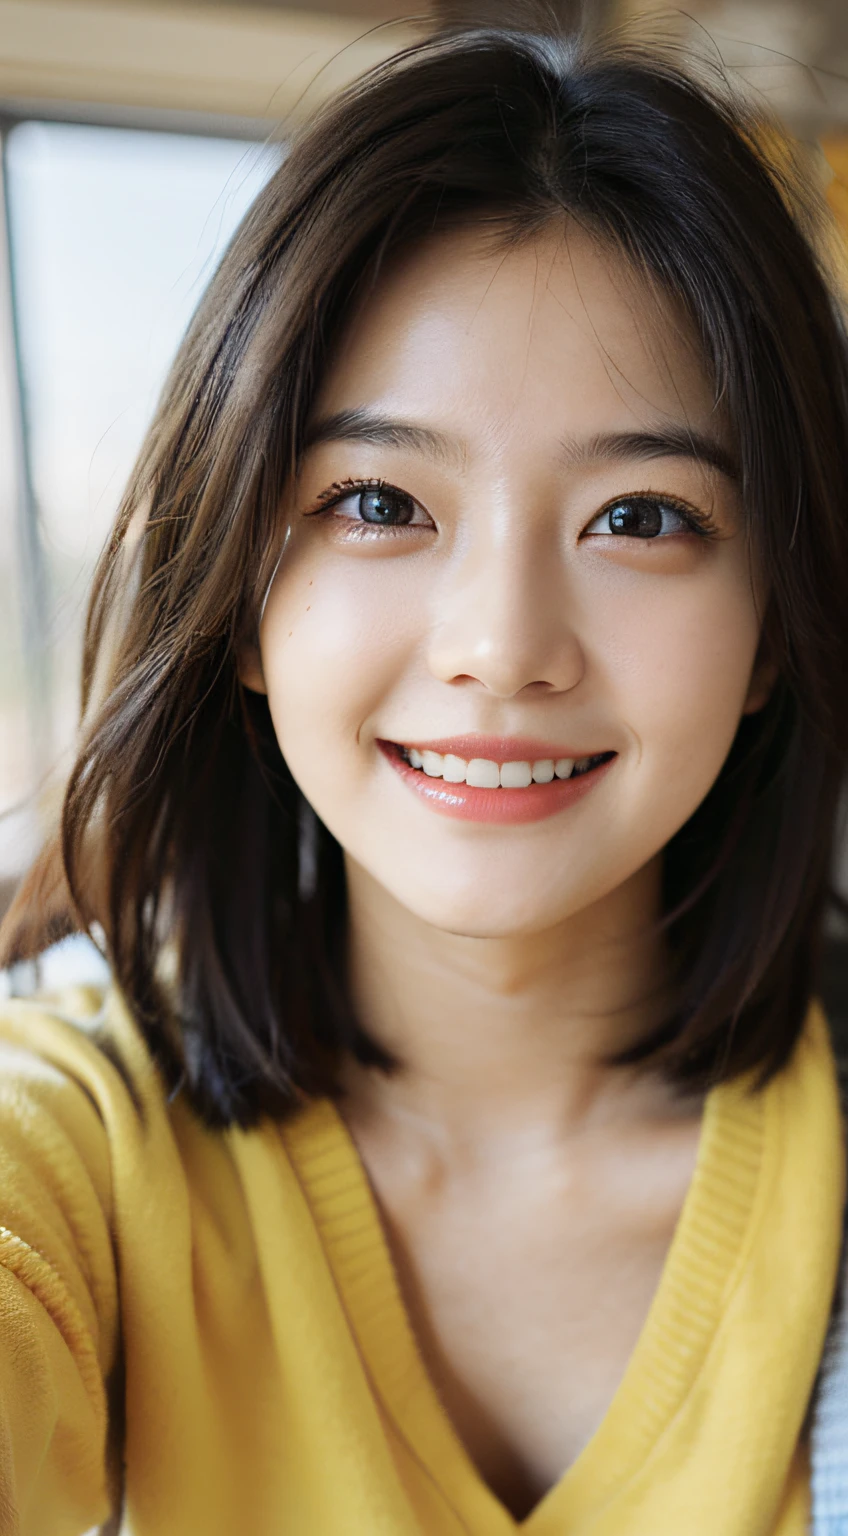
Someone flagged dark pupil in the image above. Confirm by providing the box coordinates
[609,499,663,538]
[359,487,414,525]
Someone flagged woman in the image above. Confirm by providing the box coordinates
[1,5,847,1532]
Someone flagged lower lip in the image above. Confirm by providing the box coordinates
[379,744,616,824]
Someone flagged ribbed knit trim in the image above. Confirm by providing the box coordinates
[532,1074,767,1526]
[282,1076,768,1531]
[617,1086,764,1445]
[282,1099,514,1532]
[282,1100,426,1411]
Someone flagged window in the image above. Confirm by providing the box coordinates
[0,119,278,886]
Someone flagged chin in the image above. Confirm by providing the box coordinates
[377,871,583,939]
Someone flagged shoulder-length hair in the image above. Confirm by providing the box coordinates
[4,9,848,1126]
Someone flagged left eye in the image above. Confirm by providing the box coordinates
[583,497,692,539]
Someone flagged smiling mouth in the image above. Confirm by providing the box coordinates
[387,744,617,788]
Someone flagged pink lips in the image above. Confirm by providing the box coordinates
[396,735,586,762]
[377,739,616,825]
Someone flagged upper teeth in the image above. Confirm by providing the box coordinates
[406,749,586,786]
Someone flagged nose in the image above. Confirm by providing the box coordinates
[426,520,585,699]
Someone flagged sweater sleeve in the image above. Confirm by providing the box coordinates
[0,991,120,1536]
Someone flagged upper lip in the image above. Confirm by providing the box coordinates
[386,735,611,762]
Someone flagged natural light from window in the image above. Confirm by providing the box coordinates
[0,120,279,876]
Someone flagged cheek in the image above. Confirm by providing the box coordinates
[257,549,424,771]
[598,560,762,795]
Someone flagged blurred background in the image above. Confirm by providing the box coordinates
[0,0,847,998]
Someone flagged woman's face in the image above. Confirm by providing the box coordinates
[244,224,770,938]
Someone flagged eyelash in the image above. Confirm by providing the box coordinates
[306,478,390,513]
[304,477,718,540]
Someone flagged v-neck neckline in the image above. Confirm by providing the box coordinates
[280,1073,766,1535]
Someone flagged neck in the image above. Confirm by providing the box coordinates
[341,856,680,1155]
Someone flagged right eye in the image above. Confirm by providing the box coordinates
[311,478,433,530]
[351,484,418,525]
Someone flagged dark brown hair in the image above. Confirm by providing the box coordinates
[4,8,848,1125]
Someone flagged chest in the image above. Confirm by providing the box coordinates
[358,1131,701,1519]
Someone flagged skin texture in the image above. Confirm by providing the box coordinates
[240,224,775,1518]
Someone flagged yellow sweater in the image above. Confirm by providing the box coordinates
[0,985,843,1536]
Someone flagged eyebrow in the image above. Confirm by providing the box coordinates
[302,408,466,469]
[559,427,740,481]
[302,408,739,482]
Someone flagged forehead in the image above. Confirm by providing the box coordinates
[314,222,721,448]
